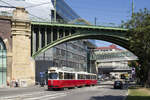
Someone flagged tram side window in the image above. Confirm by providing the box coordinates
[91,75,95,79]
[78,74,85,79]
[91,75,93,79]
[59,72,63,79]
[49,73,58,79]
[90,75,92,79]
[64,73,73,79]
[71,73,75,79]
[91,75,96,79]
[64,73,68,79]
[78,74,82,79]
[82,74,86,79]
[81,74,83,79]
[94,75,97,79]
[78,74,80,79]
[86,75,90,79]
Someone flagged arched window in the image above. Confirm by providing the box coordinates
[0,38,7,86]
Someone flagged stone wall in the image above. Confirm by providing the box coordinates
[11,7,35,86]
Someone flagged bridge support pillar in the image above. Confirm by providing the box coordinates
[57,29,59,39]
[11,7,35,87]
[45,27,47,46]
[51,27,53,42]
[32,27,36,54]
[38,27,42,50]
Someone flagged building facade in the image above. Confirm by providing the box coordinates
[93,44,132,78]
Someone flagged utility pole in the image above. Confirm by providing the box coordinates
[132,0,134,17]
[54,0,57,22]
[94,17,97,26]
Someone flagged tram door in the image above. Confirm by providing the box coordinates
[0,39,7,86]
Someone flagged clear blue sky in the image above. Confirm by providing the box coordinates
[65,0,150,25]
[65,0,150,48]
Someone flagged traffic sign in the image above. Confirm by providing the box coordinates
[40,72,45,78]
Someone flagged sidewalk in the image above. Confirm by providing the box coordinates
[0,85,45,92]
[0,85,47,97]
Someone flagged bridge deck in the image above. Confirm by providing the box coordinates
[31,22,128,31]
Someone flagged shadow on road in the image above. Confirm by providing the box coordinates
[90,95,150,100]
[90,95,125,100]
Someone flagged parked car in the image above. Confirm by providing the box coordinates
[114,80,123,89]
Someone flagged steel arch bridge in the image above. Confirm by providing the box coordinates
[31,22,129,58]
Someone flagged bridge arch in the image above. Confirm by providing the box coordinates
[32,33,130,58]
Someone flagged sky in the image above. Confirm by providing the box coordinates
[65,0,150,48]
[65,0,150,25]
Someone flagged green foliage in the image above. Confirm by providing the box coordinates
[122,8,150,84]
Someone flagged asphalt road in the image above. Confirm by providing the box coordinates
[0,81,128,100]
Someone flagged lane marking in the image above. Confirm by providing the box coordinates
[0,91,58,100]
[0,86,99,100]
[23,92,67,100]
[39,94,67,100]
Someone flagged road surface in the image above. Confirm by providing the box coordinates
[0,81,128,100]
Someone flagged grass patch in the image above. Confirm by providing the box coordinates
[126,87,150,100]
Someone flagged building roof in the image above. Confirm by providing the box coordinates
[96,44,121,50]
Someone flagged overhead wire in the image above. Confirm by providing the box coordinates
[0,0,16,8]
[25,2,50,8]
[0,0,49,21]
[29,13,48,21]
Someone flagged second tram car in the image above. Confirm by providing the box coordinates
[47,67,97,89]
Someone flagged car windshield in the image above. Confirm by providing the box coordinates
[49,73,58,79]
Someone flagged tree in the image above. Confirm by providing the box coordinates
[122,8,150,86]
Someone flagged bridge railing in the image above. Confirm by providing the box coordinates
[31,18,123,28]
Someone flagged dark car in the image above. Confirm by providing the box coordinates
[114,80,123,89]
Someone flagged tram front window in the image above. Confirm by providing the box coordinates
[49,73,58,79]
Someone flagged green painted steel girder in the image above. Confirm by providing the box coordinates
[32,34,129,58]
[31,22,129,58]
[31,22,128,31]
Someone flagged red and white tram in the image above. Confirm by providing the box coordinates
[47,67,97,89]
